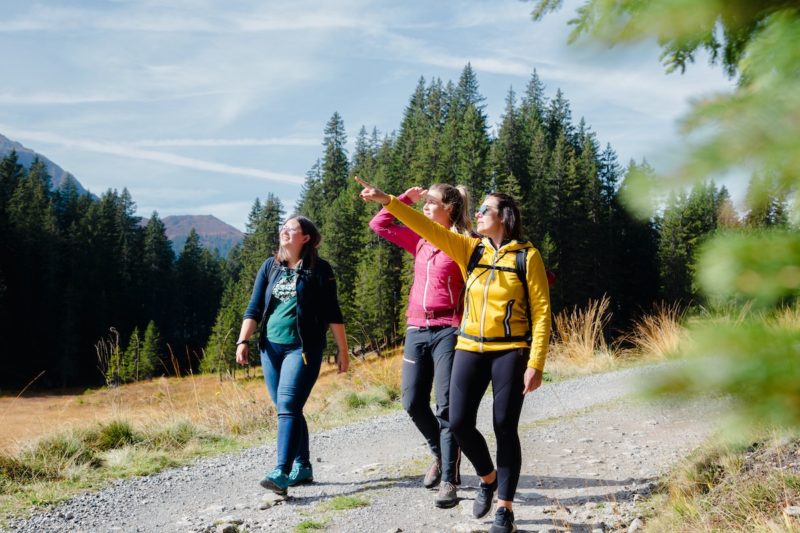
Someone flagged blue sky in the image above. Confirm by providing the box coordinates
[0,0,733,231]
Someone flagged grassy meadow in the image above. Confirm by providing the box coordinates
[3,300,798,531]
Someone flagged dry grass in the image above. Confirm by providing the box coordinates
[624,302,685,361]
[645,432,800,532]
[0,360,361,454]
[547,296,617,377]
[0,351,404,522]
[325,349,403,412]
[770,303,800,330]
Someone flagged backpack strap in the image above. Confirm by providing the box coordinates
[515,248,532,342]
[465,242,484,278]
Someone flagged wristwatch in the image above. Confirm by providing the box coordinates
[235,339,249,346]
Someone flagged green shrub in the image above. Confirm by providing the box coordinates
[144,421,198,449]
[86,420,141,451]
[28,433,99,468]
[0,454,56,483]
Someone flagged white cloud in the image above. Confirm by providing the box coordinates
[0,91,134,105]
[1,127,306,185]
[127,137,320,147]
[1,1,387,34]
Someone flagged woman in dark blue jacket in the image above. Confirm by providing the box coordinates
[236,215,349,495]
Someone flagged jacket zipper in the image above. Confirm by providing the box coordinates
[447,275,453,305]
[423,253,432,326]
[478,248,497,353]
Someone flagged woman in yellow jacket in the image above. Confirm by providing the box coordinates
[356,177,551,533]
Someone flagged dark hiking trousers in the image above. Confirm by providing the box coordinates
[449,348,527,501]
[402,325,460,483]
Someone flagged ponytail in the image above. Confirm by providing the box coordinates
[430,183,472,236]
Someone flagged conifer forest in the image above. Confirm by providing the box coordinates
[0,65,789,389]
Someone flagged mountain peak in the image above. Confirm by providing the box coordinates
[159,214,244,257]
[0,133,89,195]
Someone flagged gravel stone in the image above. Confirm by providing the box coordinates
[2,364,724,533]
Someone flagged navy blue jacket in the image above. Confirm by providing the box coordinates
[243,257,344,354]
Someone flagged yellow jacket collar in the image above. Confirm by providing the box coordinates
[480,236,531,253]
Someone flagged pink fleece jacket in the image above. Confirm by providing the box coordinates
[369,193,464,328]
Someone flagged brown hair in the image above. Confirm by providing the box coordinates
[275,215,321,269]
[487,192,523,242]
[429,183,472,236]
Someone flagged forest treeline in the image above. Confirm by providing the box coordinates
[0,65,790,388]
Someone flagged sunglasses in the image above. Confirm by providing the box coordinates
[476,204,495,216]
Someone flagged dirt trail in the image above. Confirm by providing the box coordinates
[6,364,723,533]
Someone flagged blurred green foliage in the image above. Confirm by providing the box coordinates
[697,230,800,306]
[532,0,800,427]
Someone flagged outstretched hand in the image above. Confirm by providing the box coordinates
[356,176,391,205]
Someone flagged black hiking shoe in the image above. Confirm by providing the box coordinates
[489,507,517,533]
[472,477,497,518]
[423,458,442,489]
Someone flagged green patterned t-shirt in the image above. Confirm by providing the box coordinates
[266,267,300,344]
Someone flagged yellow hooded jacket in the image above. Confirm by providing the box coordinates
[384,196,551,370]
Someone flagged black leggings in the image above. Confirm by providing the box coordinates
[449,348,526,501]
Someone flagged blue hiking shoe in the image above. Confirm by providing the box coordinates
[288,461,314,486]
[260,467,289,495]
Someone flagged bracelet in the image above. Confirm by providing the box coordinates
[235,340,249,346]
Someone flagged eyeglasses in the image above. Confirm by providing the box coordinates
[476,204,495,216]
[279,225,303,234]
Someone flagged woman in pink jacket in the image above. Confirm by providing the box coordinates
[369,184,471,509]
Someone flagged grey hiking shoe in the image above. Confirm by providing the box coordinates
[423,458,441,489]
[435,481,458,508]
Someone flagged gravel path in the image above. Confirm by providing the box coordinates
[5,364,723,533]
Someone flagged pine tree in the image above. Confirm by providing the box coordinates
[142,212,176,341]
[297,160,325,217]
[520,70,547,144]
[392,77,433,188]
[175,229,224,372]
[456,104,490,196]
[744,173,789,228]
[139,321,161,378]
[526,124,550,245]
[4,158,60,385]
[122,327,142,382]
[544,89,573,149]
[441,64,489,193]
[0,151,24,223]
[321,112,349,205]
[491,88,527,197]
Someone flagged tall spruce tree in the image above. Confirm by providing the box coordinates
[203,195,283,374]
[142,212,176,345]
